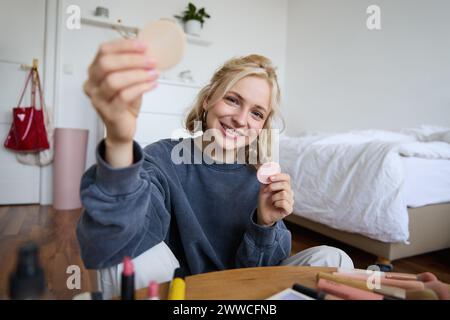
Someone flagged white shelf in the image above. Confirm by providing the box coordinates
[80,16,212,46]
[80,16,138,35]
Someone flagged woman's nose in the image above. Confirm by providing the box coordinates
[232,110,248,127]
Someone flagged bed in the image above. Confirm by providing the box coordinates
[279,126,450,262]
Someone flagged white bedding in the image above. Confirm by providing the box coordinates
[402,157,450,208]
[279,126,450,243]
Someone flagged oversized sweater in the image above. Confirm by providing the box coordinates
[76,138,291,275]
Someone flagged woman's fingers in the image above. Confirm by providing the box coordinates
[97,69,159,101]
[265,181,290,193]
[89,53,156,85]
[273,200,293,215]
[83,79,94,97]
[98,39,147,56]
[88,39,148,84]
[111,80,158,107]
[268,173,291,183]
[90,39,147,68]
[271,190,293,204]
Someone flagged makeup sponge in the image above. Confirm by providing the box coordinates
[257,162,281,184]
[137,19,186,71]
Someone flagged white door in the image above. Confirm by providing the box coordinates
[0,0,46,204]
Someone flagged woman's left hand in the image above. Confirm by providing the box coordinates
[256,173,294,226]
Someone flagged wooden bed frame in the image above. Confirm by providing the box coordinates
[286,202,450,263]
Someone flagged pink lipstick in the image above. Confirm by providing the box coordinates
[121,256,135,300]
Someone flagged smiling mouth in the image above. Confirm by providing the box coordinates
[220,122,245,139]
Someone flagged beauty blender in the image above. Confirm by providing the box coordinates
[257,162,281,184]
[137,19,186,71]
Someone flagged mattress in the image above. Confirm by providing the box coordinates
[279,128,450,243]
[402,157,450,208]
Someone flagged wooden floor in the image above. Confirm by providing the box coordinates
[0,205,449,299]
[0,205,97,299]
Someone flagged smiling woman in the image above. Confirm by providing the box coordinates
[204,76,270,152]
[185,55,281,166]
[77,40,353,298]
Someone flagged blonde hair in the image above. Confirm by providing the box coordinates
[185,54,283,167]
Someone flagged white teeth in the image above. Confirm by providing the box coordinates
[222,123,243,137]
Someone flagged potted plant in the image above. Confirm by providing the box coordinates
[175,2,211,36]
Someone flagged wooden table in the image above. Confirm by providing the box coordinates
[134,266,336,300]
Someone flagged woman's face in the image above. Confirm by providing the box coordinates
[204,76,271,151]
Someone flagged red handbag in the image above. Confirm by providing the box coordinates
[4,68,50,152]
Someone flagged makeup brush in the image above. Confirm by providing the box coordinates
[318,272,441,300]
[292,283,343,300]
[420,280,449,300]
[333,271,449,300]
[337,268,437,282]
[316,278,385,300]
[332,272,425,290]
[405,289,439,300]
[416,272,438,282]
[317,272,406,299]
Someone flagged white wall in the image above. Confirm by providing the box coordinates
[284,0,450,134]
[56,0,288,168]
[0,0,46,204]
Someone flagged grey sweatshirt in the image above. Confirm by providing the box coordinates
[76,138,291,275]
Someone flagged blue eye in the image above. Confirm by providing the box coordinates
[252,111,264,120]
[224,96,239,105]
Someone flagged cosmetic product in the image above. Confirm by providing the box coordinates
[268,287,315,300]
[168,267,186,300]
[333,272,425,291]
[316,278,384,300]
[148,281,160,300]
[257,162,281,184]
[292,283,342,300]
[336,268,437,282]
[121,256,135,300]
[72,291,104,300]
[405,289,439,300]
[9,241,49,300]
[317,272,406,299]
[138,19,186,71]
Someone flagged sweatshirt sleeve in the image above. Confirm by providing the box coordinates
[76,140,172,269]
[235,211,292,268]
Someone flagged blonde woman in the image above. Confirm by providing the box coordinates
[78,39,353,298]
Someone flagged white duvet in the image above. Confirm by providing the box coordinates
[279,125,450,243]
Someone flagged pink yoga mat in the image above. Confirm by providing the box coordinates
[53,128,89,210]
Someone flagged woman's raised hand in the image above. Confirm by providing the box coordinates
[83,39,159,167]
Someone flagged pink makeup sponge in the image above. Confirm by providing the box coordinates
[257,162,281,184]
[137,19,186,71]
